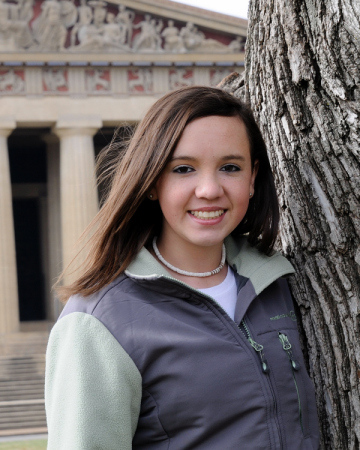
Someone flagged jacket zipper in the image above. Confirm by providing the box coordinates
[240,318,283,449]
[278,333,303,433]
[239,319,270,374]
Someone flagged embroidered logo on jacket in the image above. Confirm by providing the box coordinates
[270,310,297,322]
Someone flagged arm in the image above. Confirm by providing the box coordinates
[45,312,142,450]
[132,21,142,30]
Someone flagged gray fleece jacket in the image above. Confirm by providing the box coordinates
[45,235,320,449]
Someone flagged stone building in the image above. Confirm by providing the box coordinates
[0,0,246,348]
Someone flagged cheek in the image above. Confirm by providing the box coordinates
[157,189,181,219]
[160,195,192,229]
[229,179,251,200]
[232,184,251,215]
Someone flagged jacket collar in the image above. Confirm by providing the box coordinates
[125,235,294,297]
[225,235,294,295]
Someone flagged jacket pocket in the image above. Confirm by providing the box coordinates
[278,331,310,438]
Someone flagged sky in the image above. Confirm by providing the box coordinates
[171,0,249,19]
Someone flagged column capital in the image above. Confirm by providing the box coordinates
[0,117,16,137]
[53,115,103,138]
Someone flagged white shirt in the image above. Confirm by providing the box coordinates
[198,266,238,320]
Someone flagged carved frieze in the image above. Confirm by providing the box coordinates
[0,0,244,54]
[0,69,25,93]
[0,65,241,95]
[85,68,110,92]
[128,68,153,94]
[169,68,193,90]
[43,67,68,91]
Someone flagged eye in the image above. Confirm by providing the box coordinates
[172,165,194,174]
[220,164,241,172]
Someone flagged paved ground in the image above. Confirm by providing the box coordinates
[0,435,47,443]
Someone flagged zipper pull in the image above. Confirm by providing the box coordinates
[249,338,270,374]
[248,337,263,352]
[279,333,300,371]
[279,333,291,350]
[260,357,270,374]
[240,320,270,374]
[290,358,300,371]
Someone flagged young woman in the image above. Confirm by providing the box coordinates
[45,86,320,449]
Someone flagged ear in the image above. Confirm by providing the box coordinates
[147,189,158,200]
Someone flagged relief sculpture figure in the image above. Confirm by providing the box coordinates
[0,0,33,50]
[59,0,77,28]
[0,1,16,51]
[180,21,228,53]
[179,22,203,51]
[228,36,244,53]
[169,68,193,90]
[17,0,34,23]
[132,14,151,51]
[43,68,67,91]
[103,12,123,47]
[76,1,107,50]
[0,69,24,92]
[70,0,92,46]
[161,20,185,52]
[75,1,129,52]
[86,69,109,91]
[115,4,134,45]
[132,14,163,52]
[32,0,67,51]
[149,18,163,51]
[128,68,153,93]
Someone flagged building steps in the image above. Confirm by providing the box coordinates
[0,331,49,356]
[0,354,47,435]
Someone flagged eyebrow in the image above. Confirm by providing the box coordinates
[170,154,246,162]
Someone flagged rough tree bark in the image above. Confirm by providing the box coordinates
[221,1,360,449]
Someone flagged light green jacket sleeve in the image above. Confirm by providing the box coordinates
[45,312,142,450]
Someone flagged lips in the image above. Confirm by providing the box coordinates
[190,209,225,219]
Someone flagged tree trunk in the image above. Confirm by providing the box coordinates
[222,1,360,448]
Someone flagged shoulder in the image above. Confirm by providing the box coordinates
[55,273,158,358]
[49,274,146,383]
[60,273,135,318]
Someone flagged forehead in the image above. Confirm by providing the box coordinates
[173,115,250,157]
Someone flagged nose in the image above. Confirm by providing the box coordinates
[195,173,223,199]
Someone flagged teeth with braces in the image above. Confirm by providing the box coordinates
[190,210,224,219]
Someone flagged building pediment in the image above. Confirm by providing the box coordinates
[0,0,247,64]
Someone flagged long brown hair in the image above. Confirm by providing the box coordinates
[56,86,279,301]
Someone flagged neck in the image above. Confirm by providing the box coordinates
[158,237,223,270]
[154,236,228,289]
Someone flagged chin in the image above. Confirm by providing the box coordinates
[187,235,227,248]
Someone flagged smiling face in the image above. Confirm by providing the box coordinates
[152,115,257,256]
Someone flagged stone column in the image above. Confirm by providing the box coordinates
[54,116,102,285]
[43,134,62,320]
[0,117,19,334]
